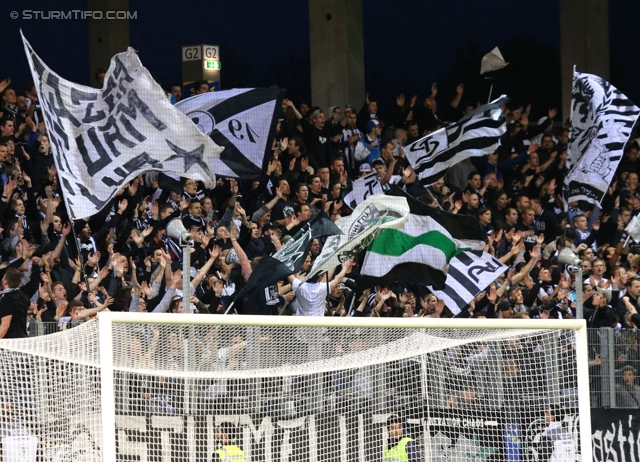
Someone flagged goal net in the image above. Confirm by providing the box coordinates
[0,313,591,462]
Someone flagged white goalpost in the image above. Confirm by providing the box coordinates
[0,313,592,462]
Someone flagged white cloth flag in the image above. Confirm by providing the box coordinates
[343,172,383,209]
[430,251,508,315]
[565,71,640,205]
[480,47,509,75]
[406,95,508,186]
[176,88,284,179]
[625,215,640,242]
[22,32,223,219]
[305,194,409,281]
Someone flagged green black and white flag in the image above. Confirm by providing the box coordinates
[360,187,486,290]
[305,194,410,281]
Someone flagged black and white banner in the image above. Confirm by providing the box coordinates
[22,33,223,220]
[430,250,507,315]
[565,71,640,205]
[591,408,640,462]
[176,88,285,179]
[406,95,508,186]
[343,172,383,209]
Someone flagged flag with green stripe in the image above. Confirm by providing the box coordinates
[360,186,487,290]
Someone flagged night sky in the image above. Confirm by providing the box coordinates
[2,0,640,122]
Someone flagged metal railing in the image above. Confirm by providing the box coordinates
[587,327,640,408]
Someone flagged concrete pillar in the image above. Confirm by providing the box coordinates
[560,0,609,119]
[309,0,365,112]
[87,0,131,87]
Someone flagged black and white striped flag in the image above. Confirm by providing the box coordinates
[406,95,508,186]
[429,250,507,315]
[564,71,640,206]
[176,88,285,179]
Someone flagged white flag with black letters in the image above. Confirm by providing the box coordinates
[176,88,285,179]
[565,71,640,205]
[22,33,223,220]
[429,250,507,315]
[406,95,508,186]
[343,171,383,209]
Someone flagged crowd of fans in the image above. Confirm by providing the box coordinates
[0,74,639,344]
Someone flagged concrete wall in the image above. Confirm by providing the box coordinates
[309,0,365,112]
[560,0,609,119]
[88,0,130,88]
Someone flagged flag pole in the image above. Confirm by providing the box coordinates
[425,188,444,211]
[223,300,237,315]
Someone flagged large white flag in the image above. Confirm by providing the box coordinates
[429,251,508,315]
[565,71,640,205]
[176,88,284,179]
[305,194,409,281]
[22,33,223,220]
[343,171,383,209]
[406,95,508,186]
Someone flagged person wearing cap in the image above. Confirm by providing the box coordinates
[358,163,372,176]
[537,404,576,462]
[354,119,383,166]
[372,157,399,191]
[384,415,421,462]
[213,422,246,462]
[584,289,616,328]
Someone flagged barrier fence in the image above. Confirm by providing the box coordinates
[26,321,640,409]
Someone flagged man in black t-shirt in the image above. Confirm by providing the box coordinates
[0,267,30,339]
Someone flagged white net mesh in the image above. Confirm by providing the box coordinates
[0,316,590,462]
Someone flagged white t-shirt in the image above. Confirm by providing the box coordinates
[291,278,328,343]
[291,278,327,317]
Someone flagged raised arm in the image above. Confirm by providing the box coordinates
[230,227,252,281]
[283,99,303,120]
[329,259,353,292]
[191,245,221,289]
[152,270,180,313]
